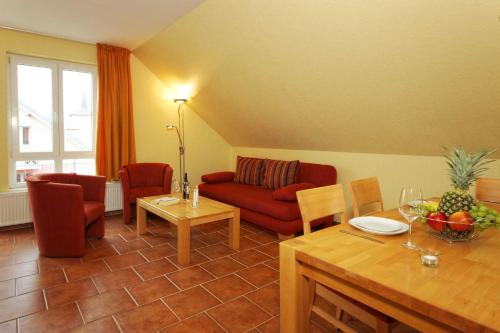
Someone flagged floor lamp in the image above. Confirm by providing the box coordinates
[166,98,188,187]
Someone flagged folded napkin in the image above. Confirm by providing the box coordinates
[152,197,180,205]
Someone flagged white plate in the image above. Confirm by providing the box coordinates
[349,217,409,235]
[352,217,401,232]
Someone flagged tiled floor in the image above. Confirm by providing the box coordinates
[0,214,420,333]
[0,214,328,333]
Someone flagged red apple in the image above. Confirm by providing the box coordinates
[427,212,447,232]
[448,211,474,232]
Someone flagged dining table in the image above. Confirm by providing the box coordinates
[279,207,500,333]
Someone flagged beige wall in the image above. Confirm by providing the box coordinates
[232,146,500,216]
[0,28,232,191]
[131,56,232,186]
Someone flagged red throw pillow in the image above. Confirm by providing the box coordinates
[272,182,316,201]
[234,156,264,186]
[262,159,299,190]
[201,172,235,183]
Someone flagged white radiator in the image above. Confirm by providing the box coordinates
[0,182,123,227]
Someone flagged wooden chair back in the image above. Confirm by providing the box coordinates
[297,184,347,234]
[476,178,500,211]
[349,177,384,217]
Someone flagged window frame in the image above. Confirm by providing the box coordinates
[8,54,98,188]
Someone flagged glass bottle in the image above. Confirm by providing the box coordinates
[182,172,190,200]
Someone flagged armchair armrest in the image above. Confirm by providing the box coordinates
[28,182,86,233]
[201,172,235,183]
[162,165,174,193]
[75,175,106,202]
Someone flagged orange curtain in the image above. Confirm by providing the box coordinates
[96,44,136,181]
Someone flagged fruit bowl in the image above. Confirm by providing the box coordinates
[422,204,499,243]
[425,215,477,243]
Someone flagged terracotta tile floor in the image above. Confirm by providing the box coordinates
[0,214,417,333]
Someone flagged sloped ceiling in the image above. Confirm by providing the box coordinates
[0,0,204,49]
[134,0,500,157]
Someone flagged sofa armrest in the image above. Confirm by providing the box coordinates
[201,172,235,183]
[272,182,316,202]
[75,175,106,202]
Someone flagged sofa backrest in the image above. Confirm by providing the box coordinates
[296,162,337,186]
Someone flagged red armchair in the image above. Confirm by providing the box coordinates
[27,173,106,257]
[119,163,173,224]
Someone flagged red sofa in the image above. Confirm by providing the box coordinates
[119,163,173,224]
[199,162,337,237]
[27,173,106,257]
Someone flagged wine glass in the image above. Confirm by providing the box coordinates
[399,187,423,249]
[172,179,181,194]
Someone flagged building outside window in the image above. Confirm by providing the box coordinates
[8,54,98,188]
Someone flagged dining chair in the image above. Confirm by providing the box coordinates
[349,176,384,217]
[476,178,500,211]
[297,184,394,333]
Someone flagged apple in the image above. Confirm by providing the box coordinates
[427,212,447,232]
[448,211,474,232]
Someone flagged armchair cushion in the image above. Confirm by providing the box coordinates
[202,172,235,184]
[272,182,316,202]
[84,201,105,225]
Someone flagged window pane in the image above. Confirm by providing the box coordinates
[62,159,96,175]
[17,65,53,152]
[62,70,93,151]
[15,160,55,184]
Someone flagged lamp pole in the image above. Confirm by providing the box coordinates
[167,98,188,186]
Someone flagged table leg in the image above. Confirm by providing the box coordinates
[137,204,147,235]
[228,208,240,250]
[280,242,301,333]
[177,219,190,266]
[298,272,313,333]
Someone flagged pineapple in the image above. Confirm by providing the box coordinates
[438,147,496,216]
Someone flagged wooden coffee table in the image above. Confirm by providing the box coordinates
[136,194,240,266]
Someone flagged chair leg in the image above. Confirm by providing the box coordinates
[308,280,316,319]
[335,306,343,321]
[86,216,105,239]
[376,319,390,333]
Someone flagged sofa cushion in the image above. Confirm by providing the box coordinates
[129,186,165,203]
[262,159,299,190]
[234,156,264,186]
[272,182,316,202]
[202,172,235,183]
[199,182,301,221]
[84,201,104,225]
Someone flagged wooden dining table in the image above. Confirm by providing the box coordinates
[279,208,500,333]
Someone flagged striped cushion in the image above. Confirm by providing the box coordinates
[262,159,299,190]
[234,156,264,186]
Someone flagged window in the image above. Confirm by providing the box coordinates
[22,126,30,145]
[8,55,98,188]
